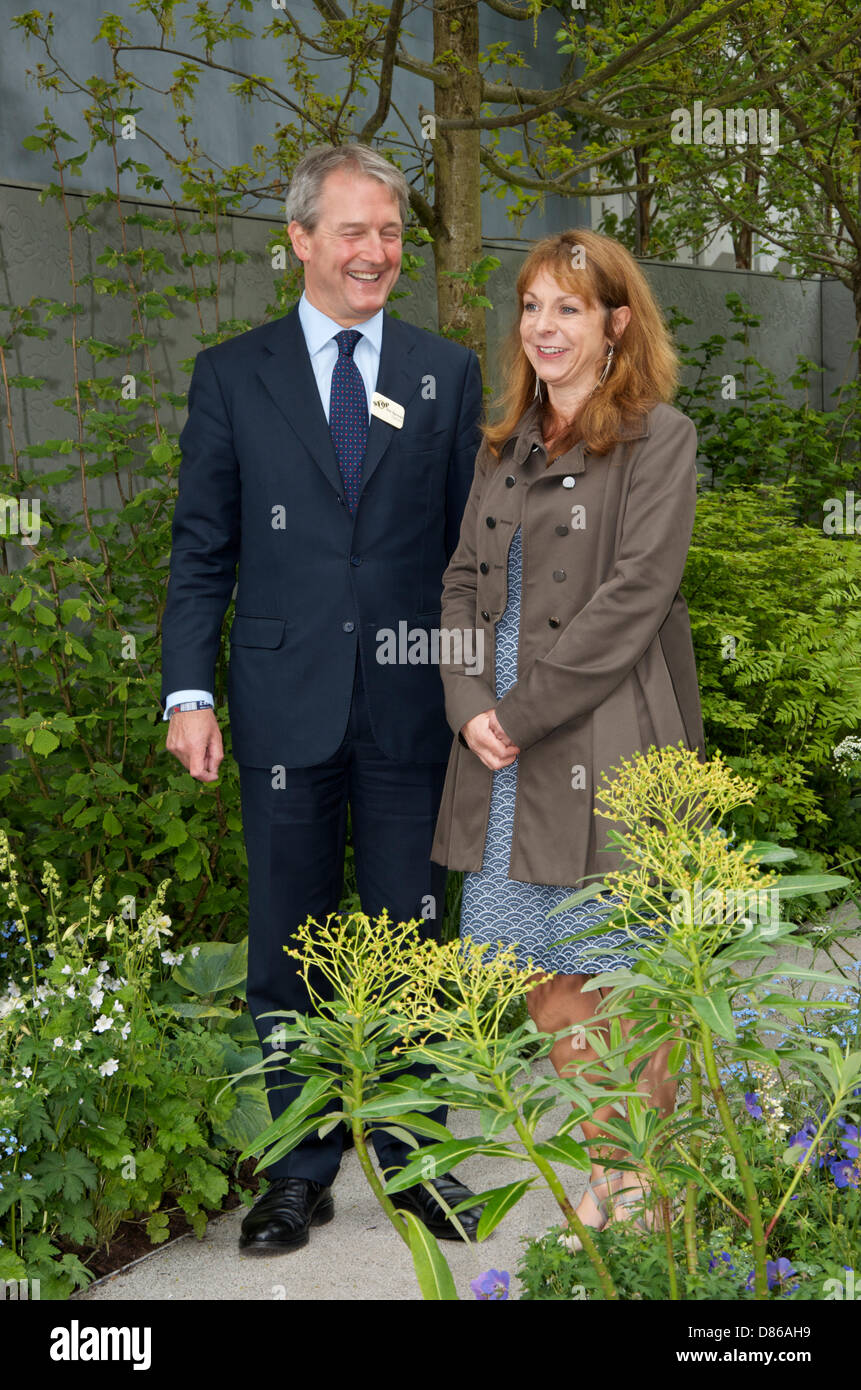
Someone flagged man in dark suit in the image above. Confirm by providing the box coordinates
[161,143,484,1254]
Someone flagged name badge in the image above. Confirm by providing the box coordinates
[370,392,405,429]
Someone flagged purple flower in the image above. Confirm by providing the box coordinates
[838,1122,860,1160]
[708,1250,735,1272]
[787,1120,817,1160]
[829,1159,859,1190]
[745,1258,798,1294]
[744,1092,763,1118]
[471,1268,510,1300]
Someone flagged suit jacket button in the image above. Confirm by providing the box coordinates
[553,570,567,582]
[342,621,355,633]
[555,524,568,536]
[486,516,496,527]
[505,475,516,488]
[548,616,560,628]
[479,562,489,574]
[562,476,576,488]
[350,554,361,566]
[481,609,491,621]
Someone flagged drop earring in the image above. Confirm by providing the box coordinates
[534,371,543,402]
[597,344,614,387]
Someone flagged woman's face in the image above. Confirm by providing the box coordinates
[520,266,623,399]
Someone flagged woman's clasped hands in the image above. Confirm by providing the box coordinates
[461,709,520,770]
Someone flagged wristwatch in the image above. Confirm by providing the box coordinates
[167,700,214,717]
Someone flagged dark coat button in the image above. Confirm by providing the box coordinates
[555,525,568,536]
[350,554,361,566]
[553,570,567,582]
[486,516,496,528]
[481,609,490,621]
[479,562,489,574]
[505,475,516,488]
[531,443,540,452]
[548,617,560,628]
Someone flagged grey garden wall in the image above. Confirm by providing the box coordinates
[0,179,855,523]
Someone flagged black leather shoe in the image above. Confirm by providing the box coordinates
[389,1172,483,1241]
[239,1177,334,1254]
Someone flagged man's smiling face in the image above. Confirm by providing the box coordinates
[288,167,403,326]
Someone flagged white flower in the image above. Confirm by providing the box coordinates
[119,1021,131,1039]
[53,1036,64,1048]
[65,986,76,999]
[98,1058,119,1078]
[89,986,104,1009]
[161,949,184,966]
[8,981,21,998]
[92,1014,113,1033]
[77,966,89,976]
[98,960,110,973]
[112,1001,124,1014]
[21,1065,32,1078]
[46,946,56,959]
[60,964,73,975]
[191,945,201,958]
[70,1040,82,1052]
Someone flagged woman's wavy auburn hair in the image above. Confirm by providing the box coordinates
[484,229,679,461]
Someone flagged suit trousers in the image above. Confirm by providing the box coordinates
[239,648,450,1185]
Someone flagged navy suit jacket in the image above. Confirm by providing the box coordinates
[160,303,484,768]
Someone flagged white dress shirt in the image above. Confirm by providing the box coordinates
[163,292,384,718]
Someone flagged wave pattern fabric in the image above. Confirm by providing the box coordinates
[459,524,662,974]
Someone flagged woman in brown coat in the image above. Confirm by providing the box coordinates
[430,228,705,1241]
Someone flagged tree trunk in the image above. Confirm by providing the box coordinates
[432,0,485,370]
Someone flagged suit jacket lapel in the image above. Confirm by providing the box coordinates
[255,305,344,498]
[255,303,423,505]
[356,312,420,503]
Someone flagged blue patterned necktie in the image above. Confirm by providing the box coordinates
[329,329,368,514]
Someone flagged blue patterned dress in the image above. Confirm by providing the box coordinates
[460,524,661,975]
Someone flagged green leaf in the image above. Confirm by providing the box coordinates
[772,873,851,897]
[173,938,247,997]
[474,1179,534,1240]
[102,808,122,836]
[31,728,60,756]
[690,989,736,1041]
[382,1138,510,1194]
[403,1211,459,1299]
[214,1085,271,1151]
[533,1134,590,1170]
[146,1211,171,1245]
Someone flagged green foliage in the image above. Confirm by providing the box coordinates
[0,832,263,1297]
[685,480,861,871]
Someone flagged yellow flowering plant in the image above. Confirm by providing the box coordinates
[544,742,856,1299]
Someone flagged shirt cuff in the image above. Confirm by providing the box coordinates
[162,689,215,721]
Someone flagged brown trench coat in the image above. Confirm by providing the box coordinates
[429,396,706,889]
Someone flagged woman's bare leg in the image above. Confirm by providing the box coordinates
[525,970,679,1228]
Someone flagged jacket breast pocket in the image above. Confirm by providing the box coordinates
[229,615,287,649]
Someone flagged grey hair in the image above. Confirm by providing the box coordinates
[285,143,409,230]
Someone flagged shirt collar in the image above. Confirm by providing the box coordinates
[298,289,384,357]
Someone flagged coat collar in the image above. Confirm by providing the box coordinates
[502,396,652,473]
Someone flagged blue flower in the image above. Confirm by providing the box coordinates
[708,1250,735,1272]
[744,1093,763,1118]
[745,1258,798,1294]
[829,1159,859,1190]
[471,1269,510,1300]
[838,1122,860,1160]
